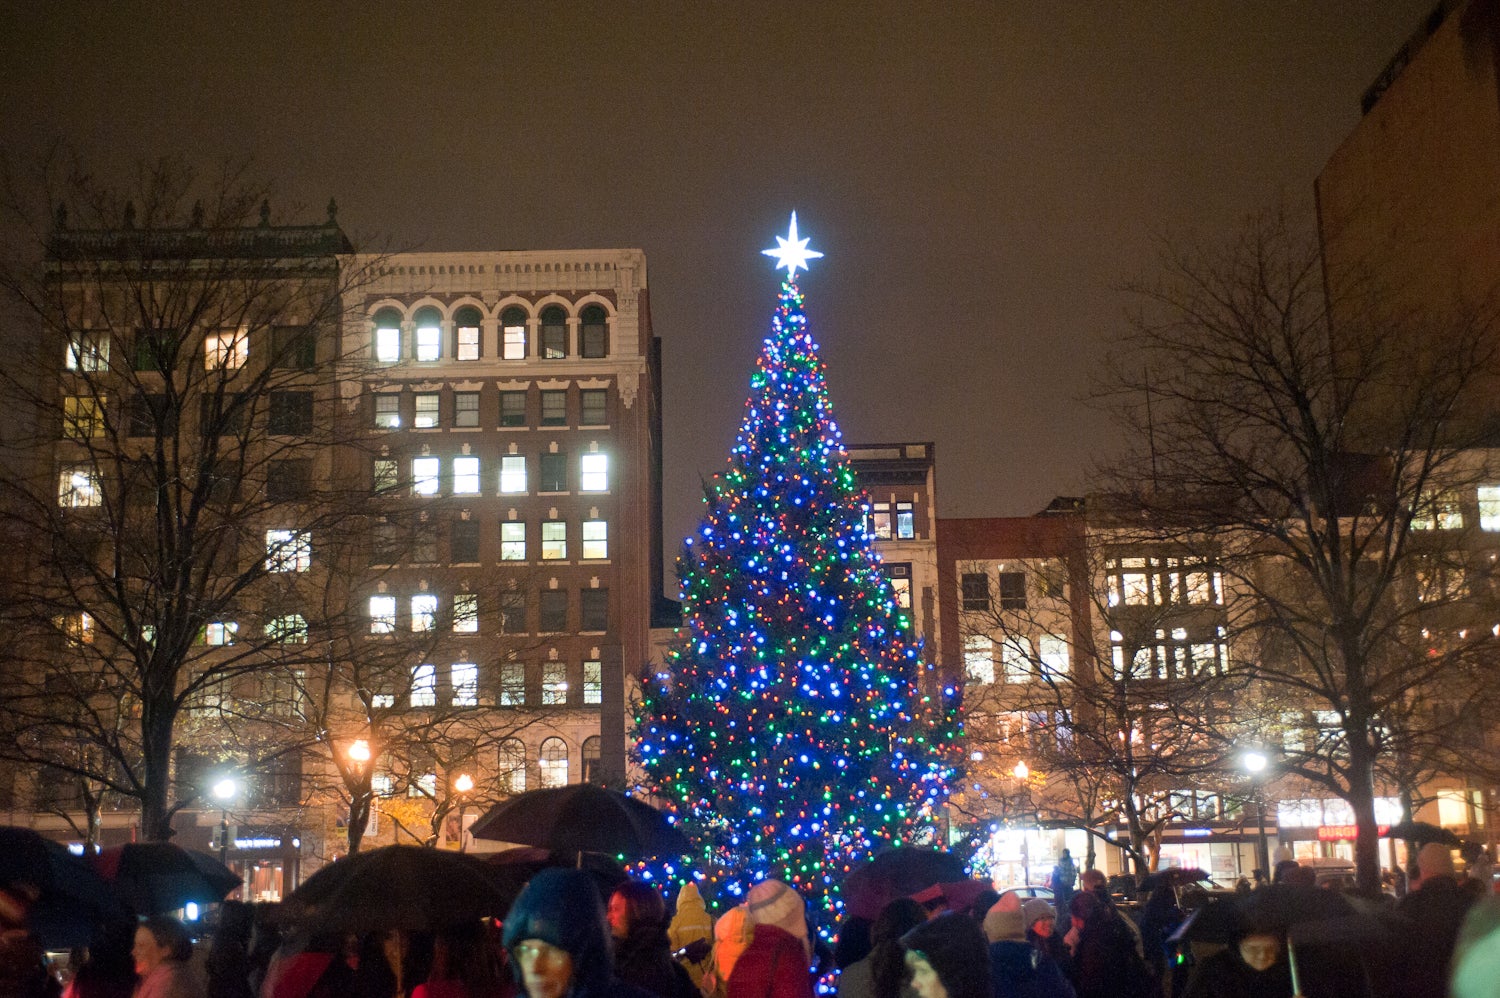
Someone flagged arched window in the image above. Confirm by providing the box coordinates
[582,736,601,784]
[454,305,482,361]
[500,306,528,360]
[373,307,403,363]
[540,306,567,360]
[413,306,443,362]
[580,305,608,359]
[538,737,569,788]
[497,738,526,794]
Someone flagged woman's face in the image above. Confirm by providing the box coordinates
[607,892,631,938]
[132,926,169,975]
[514,939,574,998]
[1238,933,1281,972]
[1032,916,1055,939]
[905,952,947,998]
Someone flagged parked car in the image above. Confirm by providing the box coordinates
[998,884,1055,902]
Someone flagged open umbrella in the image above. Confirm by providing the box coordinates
[1383,820,1461,847]
[483,846,629,905]
[841,848,968,920]
[285,845,512,934]
[91,842,241,913]
[469,784,689,859]
[1140,867,1209,893]
[0,826,128,946]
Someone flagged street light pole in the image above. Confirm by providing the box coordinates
[1243,751,1272,880]
[453,773,474,852]
[211,777,238,869]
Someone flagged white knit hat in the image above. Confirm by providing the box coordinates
[746,879,808,943]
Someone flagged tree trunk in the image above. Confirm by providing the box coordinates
[347,779,373,855]
[140,710,176,841]
[1347,732,1383,894]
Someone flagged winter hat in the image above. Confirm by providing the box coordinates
[747,879,811,957]
[983,893,1026,943]
[1021,898,1056,931]
[901,912,993,998]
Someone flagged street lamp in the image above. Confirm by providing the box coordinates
[453,773,474,853]
[211,777,238,868]
[1242,750,1272,881]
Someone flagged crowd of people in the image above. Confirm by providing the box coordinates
[11,845,1500,998]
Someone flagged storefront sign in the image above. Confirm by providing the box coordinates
[1316,824,1388,841]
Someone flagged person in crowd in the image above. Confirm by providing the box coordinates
[1270,861,1299,886]
[206,901,254,998]
[1136,883,1184,988]
[966,891,1000,927]
[899,912,990,998]
[1395,842,1477,998]
[243,906,283,998]
[132,916,204,998]
[62,921,135,998]
[1050,851,1078,914]
[1070,870,1143,960]
[726,880,813,998]
[412,920,511,998]
[1021,899,1069,977]
[609,880,698,998]
[669,882,715,989]
[982,894,1073,998]
[1461,843,1495,900]
[503,868,650,998]
[702,906,751,998]
[1181,920,1294,998]
[832,917,873,973]
[1064,892,1152,998]
[257,932,354,998]
[836,897,924,998]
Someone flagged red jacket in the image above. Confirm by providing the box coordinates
[725,924,813,998]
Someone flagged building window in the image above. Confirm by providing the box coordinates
[61,613,94,646]
[1480,485,1500,531]
[267,614,308,644]
[268,392,313,435]
[501,521,527,561]
[540,453,567,492]
[1412,490,1463,530]
[540,390,567,426]
[499,663,526,707]
[374,393,401,428]
[66,331,109,371]
[272,324,315,369]
[63,396,104,440]
[369,595,397,634]
[129,394,173,437]
[896,502,915,539]
[581,588,608,631]
[869,502,891,539]
[373,309,402,362]
[538,737,568,787]
[451,662,478,706]
[500,307,528,360]
[1108,557,1152,606]
[413,513,438,561]
[453,593,479,633]
[411,594,438,632]
[1001,639,1031,682]
[454,391,480,427]
[414,392,440,429]
[451,516,480,562]
[581,520,608,560]
[580,453,608,492]
[454,306,482,361]
[582,735,601,781]
[583,661,602,705]
[204,329,248,369]
[133,328,168,371]
[205,621,238,646]
[1039,633,1069,678]
[580,305,607,359]
[541,521,567,560]
[499,590,526,633]
[452,456,480,495]
[265,529,311,572]
[412,457,440,496]
[540,306,567,359]
[267,459,312,502]
[58,464,101,507]
[964,635,994,684]
[998,572,1027,610]
[372,517,403,564]
[500,455,527,494]
[499,390,527,427]
[961,573,990,612]
[414,308,442,361]
[373,458,398,493]
[539,589,567,631]
[411,663,437,707]
[580,388,607,426]
[497,738,526,790]
[887,563,912,610]
[542,662,568,705]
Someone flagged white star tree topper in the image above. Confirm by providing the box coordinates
[762,211,824,279]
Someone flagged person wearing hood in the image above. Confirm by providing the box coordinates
[702,906,751,998]
[610,880,699,998]
[669,883,715,990]
[726,880,813,998]
[1180,921,1295,998]
[899,913,990,998]
[982,894,1073,998]
[502,868,650,998]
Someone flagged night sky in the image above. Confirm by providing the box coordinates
[3,2,1434,566]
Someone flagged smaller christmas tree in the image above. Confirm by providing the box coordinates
[636,214,958,924]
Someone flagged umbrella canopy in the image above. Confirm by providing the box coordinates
[91,842,241,913]
[1170,884,1356,945]
[1383,820,1462,847]
[0,826,128,946]
[910,880,992,914]
[1140,867,1209,893]
[842,848,969,920]
[469,784,689,859]
[285,845,512,934]
[483,846,629,905]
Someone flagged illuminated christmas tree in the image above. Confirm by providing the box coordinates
[636,214,958,924]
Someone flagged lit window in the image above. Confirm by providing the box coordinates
[374,394,400,428]
[453,456,480,494]
[66,331,109,371]
[411,594,438,632]
[414,393,439,428]
[457,327,479,361]
[267,614,308,643]
[583,660,602,705]
[369,595,396,634]
[412,457,440,496]
[501,522,527,561]
[415,325,441,362]
[411,664,436,707]
[582,520,608,560]
[870,502,891,539]
[63,396,105,439]
[265,530,311,572]
[500,663,526,706]
[1480,485,1500,531]
[204,329,249,369]
[888,563,912,610]
[58,464,101,507]
[373,458,398,493]
[501,307,527,360]
[500,455,527,494]
[454,392,479,427]
[1001,639,1031,682]
[1039,634,1070,677]
[1413,491,1463,530]
[498,739,526,790]
[453,593,478,633]
[205,621,238,646]
[580,453,608,492]
[371,695,395,711]
[896,502,915,539]
[451,662,478,706]
[542,521,566,560]
[543,663,568,705]
[964,635,994,684]
[61,613,94,646]
[375,326,401,362]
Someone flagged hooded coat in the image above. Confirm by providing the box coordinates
[669,882,715,988]
[502,869,649,998]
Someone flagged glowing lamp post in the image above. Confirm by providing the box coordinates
[211,777,238,867]
[1243,750,1272,880]
[453,773,475,852]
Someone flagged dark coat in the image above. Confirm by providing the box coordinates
[614,926,699,998]
[1068,914,1153,998]
[1393,875,1476,998]
[726,925,813,998]
[501,869,653,998]
[988,940,1075,998]
[1181,948,1293,998]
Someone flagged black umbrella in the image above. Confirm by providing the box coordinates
[0,826,128,946]
[1383,819,1461,847]
[841,847,969,920]
[469,784,690,859]
[483,846,629,905]
[1170,884,1356,945]
[285,845,512,934]
[91,842,241,913]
